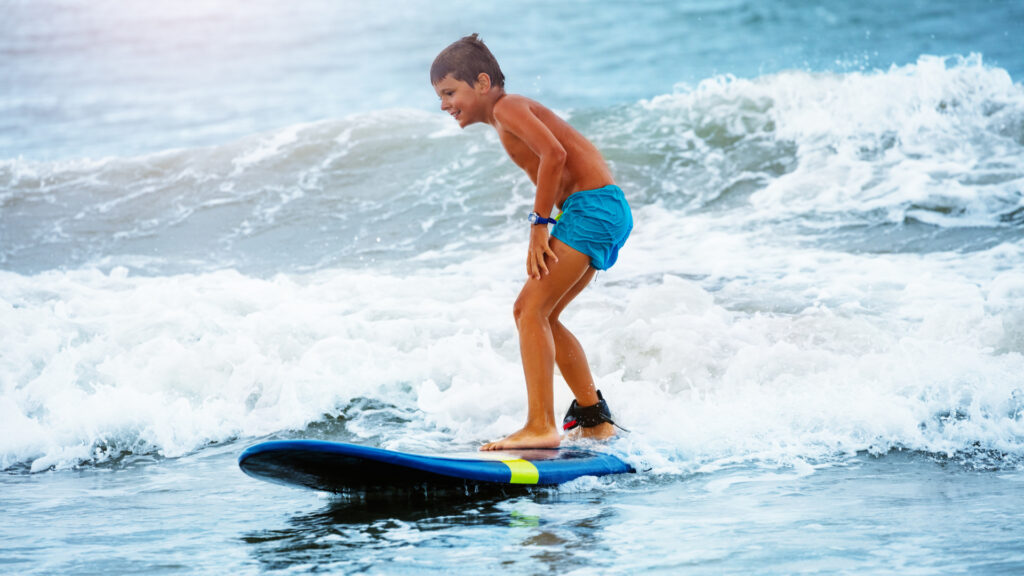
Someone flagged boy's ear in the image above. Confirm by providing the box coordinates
[475,72,492,93]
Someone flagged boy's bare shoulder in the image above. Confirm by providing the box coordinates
[493,93,536,120]
[494,93,534,109]
[492,94,559,132]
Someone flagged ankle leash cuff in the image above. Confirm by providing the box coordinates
[561,390,629,433]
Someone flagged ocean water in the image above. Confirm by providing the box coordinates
[3,0,1024,573]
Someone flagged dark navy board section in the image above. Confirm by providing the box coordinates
[238,439,634,492]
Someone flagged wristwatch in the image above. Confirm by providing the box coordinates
[528,211,558,225]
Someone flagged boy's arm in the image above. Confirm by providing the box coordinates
[493,100,566,279]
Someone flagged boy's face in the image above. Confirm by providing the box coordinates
[433,73,486,128]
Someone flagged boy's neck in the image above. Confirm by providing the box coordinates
[481,89,507,126]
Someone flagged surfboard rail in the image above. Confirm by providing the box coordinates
[238,439,633,492]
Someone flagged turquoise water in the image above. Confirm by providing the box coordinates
[3,0,1024,573]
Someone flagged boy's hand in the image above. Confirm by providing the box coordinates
[527,225,558,279]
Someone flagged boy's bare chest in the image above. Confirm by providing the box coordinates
[498,132,540,176]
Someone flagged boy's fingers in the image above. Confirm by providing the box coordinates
[546,243,559,262]
[525,234,556,278]
[527,249,546,278]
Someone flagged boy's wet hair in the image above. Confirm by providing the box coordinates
[431,33,505,89]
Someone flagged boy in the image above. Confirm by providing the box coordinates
[431,34,632,450]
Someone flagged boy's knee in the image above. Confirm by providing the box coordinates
[512,295,529,325]
[513,294,545,327]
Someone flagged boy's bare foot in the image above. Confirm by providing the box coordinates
[581,421,616,441]
[564,422,616,442]
[481,426,561,451]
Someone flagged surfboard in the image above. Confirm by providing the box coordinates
[238,439,634,492]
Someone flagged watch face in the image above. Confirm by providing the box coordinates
[528,212,538,224]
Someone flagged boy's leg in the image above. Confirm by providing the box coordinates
[480,237,593,451]
[549,268,597,405]
[549,270,616,440]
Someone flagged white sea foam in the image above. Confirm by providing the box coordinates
[0,264,518,471]
[631,54,1024,227]
[3,223,1023,472]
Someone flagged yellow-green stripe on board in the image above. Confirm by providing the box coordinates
[502,459,539,484]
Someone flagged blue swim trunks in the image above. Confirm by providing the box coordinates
[551,184,633,270]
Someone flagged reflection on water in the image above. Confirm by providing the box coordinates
[6,449,1024,574]
[236,454,1024,574]
[242,489,624,573]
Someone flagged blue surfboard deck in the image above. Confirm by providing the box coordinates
[238,439,634,492]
